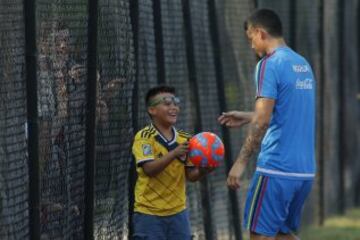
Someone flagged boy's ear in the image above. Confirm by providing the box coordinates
[148,106,156,116]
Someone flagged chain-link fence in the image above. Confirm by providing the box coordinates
[0,1,29,239]
[0,0,359,239]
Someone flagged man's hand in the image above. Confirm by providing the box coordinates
[218,111,253,128]
[227,160,247,190]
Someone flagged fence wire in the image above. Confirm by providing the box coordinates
[0,0,359,239]
[0,1,29,239]
[36,0,88,239]
[95,0,135,239]
[159,0,205,239]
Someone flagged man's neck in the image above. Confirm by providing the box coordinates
[265,38,286,55]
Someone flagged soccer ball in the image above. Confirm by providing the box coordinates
[188,132,225,167]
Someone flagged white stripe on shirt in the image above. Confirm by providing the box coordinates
[137,158,154,165]
[256,167,315,178]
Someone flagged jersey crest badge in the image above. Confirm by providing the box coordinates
[142,144,153,156]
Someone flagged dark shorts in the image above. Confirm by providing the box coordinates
[132,209,192,240]
[243,173,313,237]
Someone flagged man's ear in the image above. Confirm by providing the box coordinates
[260,29,267,40]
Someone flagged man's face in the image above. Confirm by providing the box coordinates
[148,92,180,125]
[246,25,266,58]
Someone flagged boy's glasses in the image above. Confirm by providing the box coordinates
[148,96,181,107]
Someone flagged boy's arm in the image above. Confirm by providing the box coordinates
[141,142,189,177]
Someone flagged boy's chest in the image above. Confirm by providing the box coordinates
[152,135,186,155]
[152,139,186,169]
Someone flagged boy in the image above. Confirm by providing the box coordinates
[132,85,211,240]
[219,9,316,240]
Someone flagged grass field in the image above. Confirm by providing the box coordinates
[242,208,360,240]
[299,208,360,240]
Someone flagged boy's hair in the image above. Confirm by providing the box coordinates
[244,9,283,37]
[145,85,176,107]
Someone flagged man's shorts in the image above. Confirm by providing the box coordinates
[132,209,192,240]
[243,173,313,237]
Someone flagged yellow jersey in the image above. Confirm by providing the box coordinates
[132,124,192,216]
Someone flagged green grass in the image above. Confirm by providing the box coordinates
[242,209,360,240]
[299,208,360,240]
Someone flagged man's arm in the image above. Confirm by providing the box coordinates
[227,98,275,190]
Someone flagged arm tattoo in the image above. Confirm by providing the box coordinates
[237,122,269,164]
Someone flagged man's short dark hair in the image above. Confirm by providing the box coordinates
[145,85,176,106]
[244,9,283,37]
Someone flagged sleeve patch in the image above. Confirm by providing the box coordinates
[142,144,153,156]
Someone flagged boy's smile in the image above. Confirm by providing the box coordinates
[148,93,180,126]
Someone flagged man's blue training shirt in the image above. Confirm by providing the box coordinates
[254,46,316,180]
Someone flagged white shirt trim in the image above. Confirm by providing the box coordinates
[168,127,177,145]
[156,130,168,143]
[137,158,154,165]
[256,167,315,178]
[151,124,177,145]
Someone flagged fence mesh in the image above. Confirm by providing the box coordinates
[136,0,158,128]
[0,1,29,239]
[159,0,205,239]
[321,0,343,217]
[36,0,88,239]
[342,0,360,209]
[214,2,258,236]
[95,0,135,239]
[160,0,192,130]
[0,0,359,239]
[257,0,293,46]
[293,0,321,224]
[188,1,234,239]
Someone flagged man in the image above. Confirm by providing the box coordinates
[218,9,316,240]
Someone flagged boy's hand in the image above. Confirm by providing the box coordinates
[173,142,189,158]
[198,166,216,175]
[186,166,216,182]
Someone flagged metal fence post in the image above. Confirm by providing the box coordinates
[129,0,139,237]
[181,0,216,239]
[317,0,325,226]
[84,0,98,238]
[207,0,243,239]
[289,0,297,50]
[153,0,166,85]
[357,0,360,207]
[337,0,345,215]
[24,0,40,238]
